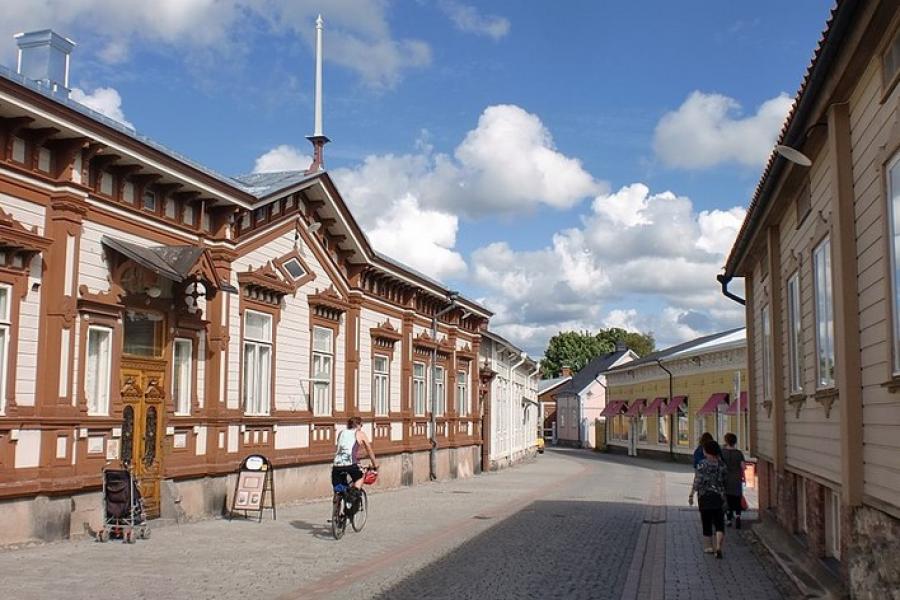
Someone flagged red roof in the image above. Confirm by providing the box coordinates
[725,391,749,415]
[661,396,687,416]
[600,400,627,417]
[697,393,729,416]
[643,397,667,415]
[624,399,646,417]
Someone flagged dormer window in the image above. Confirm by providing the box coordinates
[142,189,157,212]
[10,137,26,163]
[282,258,306,280]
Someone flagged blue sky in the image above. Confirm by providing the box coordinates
[5,1,833,355]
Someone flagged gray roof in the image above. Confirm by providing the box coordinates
[231,171,318,198]
[538,376,570,395]
[606,328,744,372]
[554,349,631,397]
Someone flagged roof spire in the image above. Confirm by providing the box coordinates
[306,14,329,174]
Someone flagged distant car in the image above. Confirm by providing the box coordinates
[536,437,545,453]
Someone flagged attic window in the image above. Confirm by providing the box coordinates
[883,27,900,90]
[282,258,306,280]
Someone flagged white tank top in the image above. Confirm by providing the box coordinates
[333,428,358,467]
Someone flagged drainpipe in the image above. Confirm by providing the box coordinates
[656,359,675,461]
[716,274,746,306]
[593,375,609,449]
[430,292,459,481]
[529,364,541,443]
[509,352,528,458]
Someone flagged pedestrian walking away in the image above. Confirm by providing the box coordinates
[692,432,718,469]
[689,439,728,559]
[721,432,746,529]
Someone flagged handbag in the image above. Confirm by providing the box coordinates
[740,495,749,511]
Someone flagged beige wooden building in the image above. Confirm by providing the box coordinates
[720,1,900,596]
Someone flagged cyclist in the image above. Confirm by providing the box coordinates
[332,416,377,501]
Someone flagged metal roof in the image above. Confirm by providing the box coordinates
[606,328,745,372]
[554,349,632,397]
[538,376,570,395]
[231,171,318,198]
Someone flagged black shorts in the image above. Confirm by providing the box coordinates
[700,508,725,536]
[726,494,743,514]
[331,465,363,488]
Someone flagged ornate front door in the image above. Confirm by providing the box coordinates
[119,309,167,518]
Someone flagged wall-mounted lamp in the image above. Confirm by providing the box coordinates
[774,144,812,167]
[145,285,162,299]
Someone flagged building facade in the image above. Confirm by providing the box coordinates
[479,332,539,470]
[537,372,570,443]
[605,330,748,460]
[0,31,492,545]
[721,2,900,595]
[552,345,636,448]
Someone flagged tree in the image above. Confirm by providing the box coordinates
[539,328,655,378]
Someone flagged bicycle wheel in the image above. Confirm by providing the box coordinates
[331,496,347,540]
[351,489,368,532]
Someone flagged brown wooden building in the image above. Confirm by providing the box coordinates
[721,2,900,596]
[0,30,491,545]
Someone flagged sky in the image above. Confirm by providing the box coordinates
[4,1,834,356]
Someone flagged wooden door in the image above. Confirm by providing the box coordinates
[120,358,166,518]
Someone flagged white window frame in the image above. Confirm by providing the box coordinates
[0,285,10,415]
[456,369,468,416]
[311,325,334,416]
[243,310,273,416]
[657,415,668,445]
[886,153,900,374]
[85,325,112,416]
[373,354,389,417]
[813,237,836,388]
[100,171,114,196]
[413,361,426,416]
[435,366,445,417]
[787,272,803,393]
[172,338,193,416]
[281,257,306,281]
[638,415,648,442]
[761,304,773,402]
[825,488,841,559]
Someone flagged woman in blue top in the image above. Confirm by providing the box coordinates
[693,432,716,468]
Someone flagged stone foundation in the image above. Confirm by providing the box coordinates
[489,446,536,471]
[849,504,900,600]
[0,445,480,547]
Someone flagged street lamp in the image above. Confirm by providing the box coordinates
[430,290,459,481]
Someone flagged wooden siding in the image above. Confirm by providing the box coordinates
[751,260,775,460]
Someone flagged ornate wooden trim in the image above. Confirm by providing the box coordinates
[813,388,839,418]
[0,207,51,270]
[787,393,806,418]
[308,285,350,322]
[273,248,316,292]
[762,399,773,419]
[237,262,292,305]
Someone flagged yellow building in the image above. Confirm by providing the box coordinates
[604,329,748,460]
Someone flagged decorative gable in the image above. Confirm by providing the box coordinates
[0,207,51,270]
[237,262,293,305]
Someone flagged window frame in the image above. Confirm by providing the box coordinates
[0,285,10,415]
[787,272,803,393]
[172,337,193,416]
[85,325,113,416]
[657,414,669,445]
[676,407,689,446]
[813,237,836,389]
[311,325,334,416]
[886,152,900,375]
[372,353,390,417]
[413,361,427,416]
[242,309,273,416]
[456,368,468,416]
[761,304,773,401]
[434,366,445,417]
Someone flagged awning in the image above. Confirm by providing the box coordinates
[725,391,749,415]
[624,398,646,417]
[643,397,667,415]
[600,400,627,417]
[102,236,237,294]
[697,392,729,416]
[661,395,687,416]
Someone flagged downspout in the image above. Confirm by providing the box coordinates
[430,294,459,481]
[655,359,675,461]
[716,274,746,306]
[509,352,528,459]
[594,375,608,449]
[529,364,541,442]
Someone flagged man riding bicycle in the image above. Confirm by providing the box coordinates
[332,416,377,503]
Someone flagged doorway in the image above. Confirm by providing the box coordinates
[119,309,167,518]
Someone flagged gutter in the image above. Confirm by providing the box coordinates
[716,273,746,306]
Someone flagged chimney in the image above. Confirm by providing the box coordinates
[15,30,75,95]
[561,366,573,378]
[305,15,330,174]
[615,340,628,352]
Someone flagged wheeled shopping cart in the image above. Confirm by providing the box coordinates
[97,466,150,543]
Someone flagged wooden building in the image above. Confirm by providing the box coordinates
[0,29,491,545]
[720,2,900,595]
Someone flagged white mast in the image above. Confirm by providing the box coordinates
[313,14,324,138]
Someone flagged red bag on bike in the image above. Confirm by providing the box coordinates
[740,495,749,511]
[363,470,378,485]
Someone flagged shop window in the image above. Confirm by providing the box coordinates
[311,325,333,416]
[243,311,272,416]
[677,408,689,446]
[813,238,835,388]
[85,326,112,415]
[172,338,192,415]
[373,354,389,416]
[657,415,669,445]
[638,416,648,442]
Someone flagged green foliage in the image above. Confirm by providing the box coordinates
[539,328,655,378]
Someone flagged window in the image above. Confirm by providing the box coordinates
[164,198,176,219]
[100,171,113,196]
[813,238,835,388]
[123,310,163,357]
[0,286,9,414]
[638,416,648,442]
[142,189,157,212]
[797,477,808,535]
[883,27,900,89]
[85,326,112,415]
[172,338,192,415]
[311,325,333,416]
[38,147,52,173]
[796,181,811,225]
[887,154,900,373]
[657,415,669,444]
[282,258,306,280]
[122,181,135,204]
[434,367,445,416]
[11,137,25,163]
[373,355,389,416]
[677,408,689,446]
[413,362,426,416]
[254,206,268,224]
[761,304,772,401]
[243,311,272,415]
[456,369,468,416]
[825,489,841,559]
[787,273,803,393]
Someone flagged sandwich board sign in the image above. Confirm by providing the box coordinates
[229,454,276,522]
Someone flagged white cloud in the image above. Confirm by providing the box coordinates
[653,91,793,169]
[69,87,133,128]
[3,0,430,89]
[472,182,748,354]
[439,1,510,40]
[253,145,312,173]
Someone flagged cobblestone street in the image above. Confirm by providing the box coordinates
[0,450,798,600]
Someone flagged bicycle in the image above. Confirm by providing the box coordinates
[331,467,376,540]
